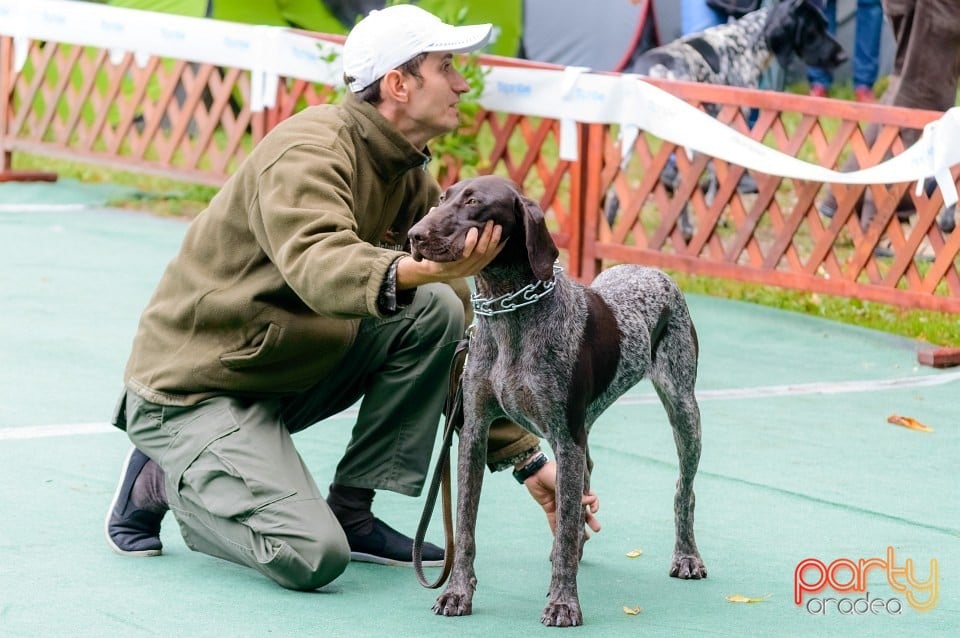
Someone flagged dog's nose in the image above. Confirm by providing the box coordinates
[407,229,428,257]
[407,229,426,261]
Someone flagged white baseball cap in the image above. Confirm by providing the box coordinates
[343,4,493,93]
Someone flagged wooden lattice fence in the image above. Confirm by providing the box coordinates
[2,34,958,313]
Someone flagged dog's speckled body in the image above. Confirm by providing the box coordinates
[408,175,706,627]
[629,0,845,86]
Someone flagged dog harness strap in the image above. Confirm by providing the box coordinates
[413,336,469,588]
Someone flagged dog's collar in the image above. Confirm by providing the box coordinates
[471,264,563,317]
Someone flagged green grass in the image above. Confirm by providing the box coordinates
[671,271,960,347]
[14,153,218,218]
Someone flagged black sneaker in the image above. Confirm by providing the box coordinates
[346,517,444,567]
[105,448,165,557]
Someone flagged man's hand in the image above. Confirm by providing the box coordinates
[522,459,601,537]
[396,221,503,289]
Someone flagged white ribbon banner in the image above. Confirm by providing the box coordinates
[0,0,341,111]
[481,66,960,208]
[1,0,957,206]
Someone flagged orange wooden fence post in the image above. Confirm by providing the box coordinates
[0,36,57,183]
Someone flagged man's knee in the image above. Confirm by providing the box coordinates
[262,531,351,591]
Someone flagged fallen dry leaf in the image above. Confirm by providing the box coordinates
[726,594,772,604]
[887,414,934,432]
[623,605,643,615]
[625,549,643,558]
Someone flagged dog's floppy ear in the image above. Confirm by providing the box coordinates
[764,0,806,69]
[517,193,560,281]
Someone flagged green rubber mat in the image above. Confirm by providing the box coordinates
[1,182,956,637]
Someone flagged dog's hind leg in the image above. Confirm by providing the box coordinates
[649,317,707,580]
[541,436,587,626]
[660,387,706,579]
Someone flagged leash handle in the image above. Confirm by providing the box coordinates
[413,338,468,589]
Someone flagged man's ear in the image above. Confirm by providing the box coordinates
[381,70,409,103]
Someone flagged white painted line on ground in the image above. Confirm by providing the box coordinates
[0,422,115,439]
[621,369,960,405]
[3,370,958,441]
[0,204,90,213]
[0,409,360,441]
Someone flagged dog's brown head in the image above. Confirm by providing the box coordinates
[408,175,559,280]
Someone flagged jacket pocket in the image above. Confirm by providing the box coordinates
[220,323,283,370]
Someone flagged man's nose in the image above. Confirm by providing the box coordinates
[453,69,470,93]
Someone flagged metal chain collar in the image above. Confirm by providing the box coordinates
[470,264,563,317]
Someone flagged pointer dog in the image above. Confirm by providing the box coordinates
[408,175,706,627]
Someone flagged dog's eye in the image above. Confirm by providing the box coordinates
[466,197,479,205]
[438,194,446,203]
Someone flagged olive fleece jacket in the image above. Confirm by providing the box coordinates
[123,98,537,467]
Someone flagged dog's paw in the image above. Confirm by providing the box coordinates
[433,591,473,617]
[670,553,707,579]
[541,598,583,627]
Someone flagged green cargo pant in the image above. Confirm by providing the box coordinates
[122,283,465,590]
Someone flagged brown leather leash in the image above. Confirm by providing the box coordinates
[413,336,468,588]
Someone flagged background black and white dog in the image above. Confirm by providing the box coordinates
[608,0,847,234]
[627,0,845,86]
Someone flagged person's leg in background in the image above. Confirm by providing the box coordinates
[820,0,960,239]
[852,0,884,101]
[807,0,838,96]
[884,0,960,233]
[817,0,903,223]
[886,0,959,115]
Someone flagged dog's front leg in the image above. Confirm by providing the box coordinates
[542,437,586,627]
[433,410,489,617]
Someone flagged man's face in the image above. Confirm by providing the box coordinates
[403,52,470,140]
